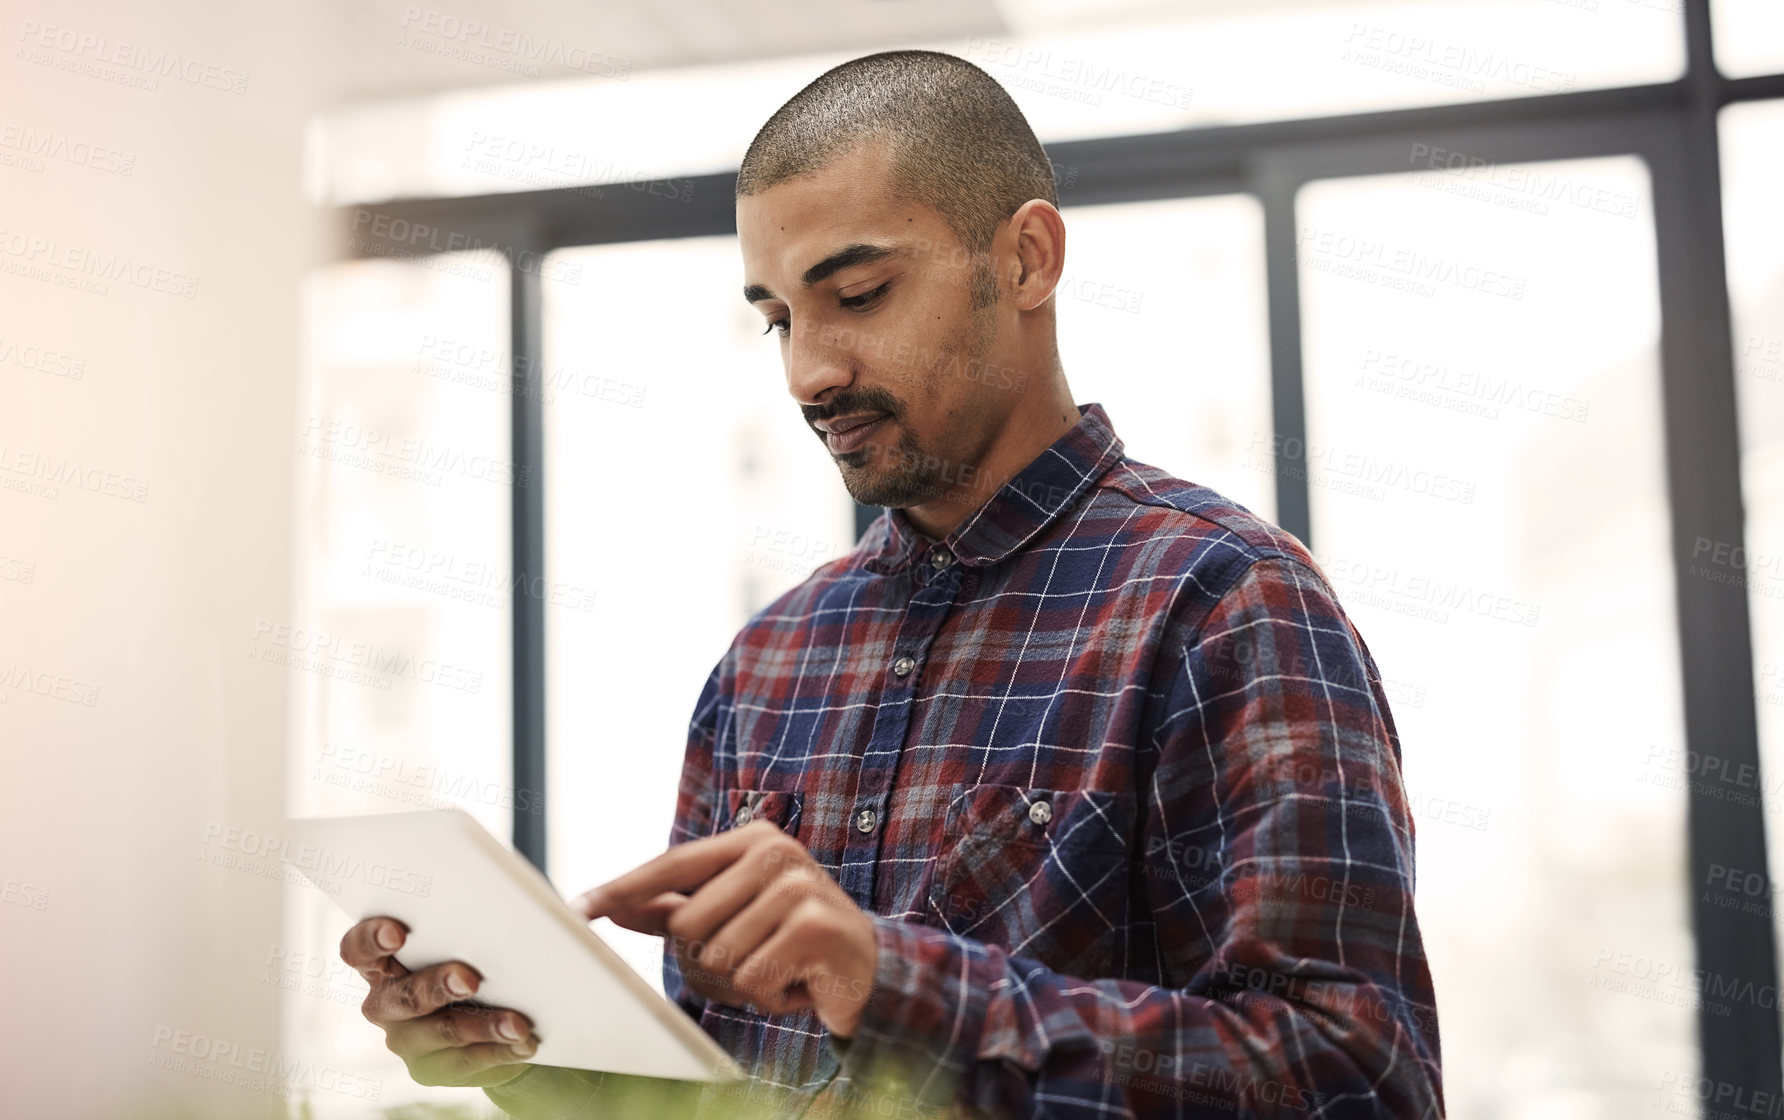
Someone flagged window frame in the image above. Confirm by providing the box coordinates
[331,0,1784,1093]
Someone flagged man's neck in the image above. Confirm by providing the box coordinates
[902,383,1080,540]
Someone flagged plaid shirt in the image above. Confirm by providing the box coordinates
[488,403,1443,1119]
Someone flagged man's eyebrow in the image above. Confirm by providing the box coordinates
[742,242,903,304]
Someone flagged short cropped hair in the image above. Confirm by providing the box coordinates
[736,50,1056,256]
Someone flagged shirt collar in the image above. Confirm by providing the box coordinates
[862,402,1125,575]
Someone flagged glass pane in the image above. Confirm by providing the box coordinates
[979,0,1684,140]
[542,236,854,989]
[1298,156,1690,1117]
[542,202,1270,986]
[281,253,513,1116]
[1722,100,1784,1003]
[1713,0,1784,78]
[1057,194,1274,521]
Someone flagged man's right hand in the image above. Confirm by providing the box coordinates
[341,916,541,1088]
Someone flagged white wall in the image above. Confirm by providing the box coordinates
[0,2,327,1114]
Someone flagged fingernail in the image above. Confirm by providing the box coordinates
[498,1018,523,1042]
[511,1039,536,1058]
[446,971,472,998]
[375,924,401,951]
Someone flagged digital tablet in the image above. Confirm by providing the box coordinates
[284,807,745,1083]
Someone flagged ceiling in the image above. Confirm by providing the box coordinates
[308,0,1009,103]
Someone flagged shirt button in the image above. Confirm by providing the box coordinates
[892,655,916,678]
[1028,800,1053,826]
[734,805,753,826]
[856,809,878,833]
[929,547,953,570]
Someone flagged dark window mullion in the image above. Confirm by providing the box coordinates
[854,501,878,543]
[1660,0,1781,1098]
[510,250,548,873]
[1256,166,1313,547]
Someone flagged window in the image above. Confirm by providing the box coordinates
[540,235,854,986]
[310,4,1784,1111]
[1298,157,1690,1114]
[540,199,1275,984]
[1721,100,1784,936]
[284,253,513,1115]
[1057,194,1274,519]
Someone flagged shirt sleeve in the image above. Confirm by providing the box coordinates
[484,661,729,1119]
[825,555,1445,1118]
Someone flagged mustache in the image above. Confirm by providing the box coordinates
[801,387,904,427]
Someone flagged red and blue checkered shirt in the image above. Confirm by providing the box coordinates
[489,402,1443,1119]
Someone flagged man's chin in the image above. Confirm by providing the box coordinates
[838,463,956,510]
[837,466,895,508]
[838,466,903,509]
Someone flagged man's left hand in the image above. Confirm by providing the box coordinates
[576,820,878,1039]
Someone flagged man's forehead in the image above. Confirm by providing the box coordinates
[738,148,929,240]
[739,181,917,249]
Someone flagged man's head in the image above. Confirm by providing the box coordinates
[737,50,1075,525]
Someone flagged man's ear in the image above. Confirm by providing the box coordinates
[1007,199,1066,312]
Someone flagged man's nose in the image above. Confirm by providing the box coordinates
[786,320,856,405]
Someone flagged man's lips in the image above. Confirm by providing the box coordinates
[813,412,887,435]
[816,412,890,455]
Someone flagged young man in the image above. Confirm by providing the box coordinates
[342,50,1444,1118]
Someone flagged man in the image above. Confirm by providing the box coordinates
[341,50,1444,1119]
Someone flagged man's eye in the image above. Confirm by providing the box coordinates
[759,282,886,338]
[840,281,891,310]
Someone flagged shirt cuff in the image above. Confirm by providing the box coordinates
[829,914,981,1111]
[481,1063,548,1115]
[481,1064,603,1119]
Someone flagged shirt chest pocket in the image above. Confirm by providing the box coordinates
[722,789,803,835]
[926,784,1134,976]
